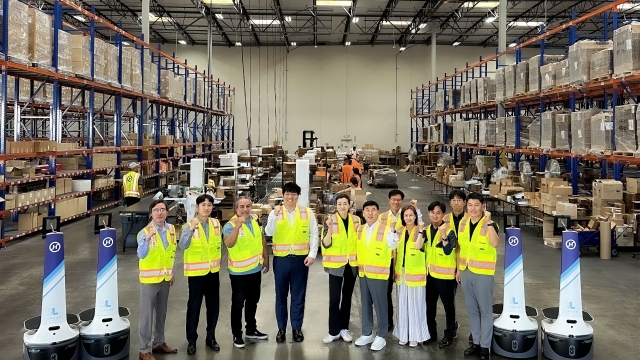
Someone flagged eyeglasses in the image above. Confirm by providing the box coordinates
[389,198,403,202]
[152,208,167,213]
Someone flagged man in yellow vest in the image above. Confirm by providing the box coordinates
[457,193,500,360]
[137,199,178,360]
[354,200,398,351]
[222,197,270,349]
[123,162,143,207]
[446,189,468,235]
[424,201,459,348]
[265,182,319,343]
[179,194,222,355]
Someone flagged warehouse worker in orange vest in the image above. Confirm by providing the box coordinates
[321,193,361,344]
[341,159,354,184]
[354,200,398,351]
[223,197,270,349]
[179,194,222,355]
[123,162,143,207]
[457,192,500,360]
[265,182,319,343]
[137,199,178,360]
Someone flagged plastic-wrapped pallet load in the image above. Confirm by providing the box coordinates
[57,30,72,74]
[421,127,429,142]
[71,35,91,78]
[495,67,506,102]
[495,117,506,146]
[484,77,496,103]
[477,78,485,103]
[446,88,460,109]
[571,109,599,155]
[505,64,516,99]
[568,40,612,86]
[528,120,541,148]
[613,23,640,76]
[590,111,614,154]
[160,70,175,100]
[469,79,478,105]
[540,62,557,91]
[197,78,205,107]
[144,61,159,96]
[614,104,637,153]
[460,82,467,107]
[467,120,479,144]
[7,75,30,102]
[478,120,496,146]
[130,50,142,93]
[372,169,397,187]
[93,39,107,83]
[105,43,119,86]
[541,110,559,150]
[435,90,445,112]
[121,47,133,90]
[430,125,440,143]
[528,55,565,93]
[28,8,52,69]
[515,62,529,95]
[61,87,72,106]
[556,113,571,150]
[555,60,570,87]
[506,116,534,147]
[590,48,613,80]
[453,122,465,144]
[1,0,30,64]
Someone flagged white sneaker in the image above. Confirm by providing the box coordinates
[323,334,340,344]
[399,340,407,346]
[409,341,418,347]
[370,336,386,351]
[355,334,376,346]
[339,329,352,342]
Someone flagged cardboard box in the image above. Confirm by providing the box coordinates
[556,202,578,218]
[541,193,569,207]
[64,178,72,194]
[351,189,367,208]
[549,185,573,195]
[220,208,234,221]
[77,196,87,214]
[331,184,349,193]
[541,178,565,193]
[544,237,563,249]
[627,178,640,193]
[72,179,91,192]
[616,225,635,246]
[593,179,623,200]
[18,213,38,231]
[542,216,555,237]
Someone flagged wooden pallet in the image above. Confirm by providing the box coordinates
[544,237,562,249]
[590,74,612,82]
[613,151,636,157]
[548,148,572,153]
[614,71,640,79]
[591,149,613,156]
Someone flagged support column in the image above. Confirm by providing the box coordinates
[142,0,150,41]
[497,0,507,118]
[431,22,437,82]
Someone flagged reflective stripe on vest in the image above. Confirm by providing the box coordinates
[272,206,312,256]
[458,217,497,276]
[425,224,457,280]
[123,171,141,198]
[139,225,176,283]
[227,216,264,273]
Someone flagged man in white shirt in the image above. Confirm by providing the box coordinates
[265,182,319,343]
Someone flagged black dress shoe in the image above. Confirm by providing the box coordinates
[464,344,481,356]
[480,347,491,360]
[205,339,220,351]
[422,337,437,345]
[438,337,453,348]
[293,330,304,342]
[388,324,394,332]
[276,330,286,343]
[468,333,473,343]
[187,342,196,355]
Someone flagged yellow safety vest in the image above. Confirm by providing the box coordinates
[321,213,360,268]
[379,210,402,231]
[227,215,264,273]
[183,218,222,276]
[138,224,177,284]
[394,226,427,286]
[356,221,392,280]
[458,217,497,276]
[123,171,141,198]
[272,206,312,256]
[444,212,468,236]
[425,225,457,280]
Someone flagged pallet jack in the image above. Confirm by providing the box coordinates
[541,230,594,360]
[23,217,80,359]
[492,226,539,358]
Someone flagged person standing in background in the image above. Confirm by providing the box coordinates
[122,162,143,207]
[341,159,354,184]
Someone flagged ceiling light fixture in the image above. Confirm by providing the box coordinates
[203,0,234,5]
[178,40,187,44]
[316,0,352,6]
[382,20,410,26]
[215,13,223,19]
[618,3,640,10]
[73,15,87,22]
[419,23,427,29]
[235,42,242,46]
[485,16,497,23]
[509,21,544,27]
[453,41,461,46]
[352,17,359,23]
[399,46,406,52]
[285,16,292,22]
[250,19,280,25]
[462,1,499,8]
[509,42,517,48]
[122,41,131,46]
[291,42,296,46]
[345,41,351,45]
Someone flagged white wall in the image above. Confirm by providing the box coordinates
[174,44,548,152]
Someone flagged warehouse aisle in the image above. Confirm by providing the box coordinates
[1,172,638,359]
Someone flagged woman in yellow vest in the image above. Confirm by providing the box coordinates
[137,200,178,360]
[392,205,429,347]
[457,193,500,360]
[179,194,222,355]
[122,162,142,207]
[424,201,458,348]
[321,193,360,344]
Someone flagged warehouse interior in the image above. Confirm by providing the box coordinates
[1,0,639,359]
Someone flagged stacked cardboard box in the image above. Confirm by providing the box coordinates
[556,113,571,150]
[3,0,30,64]
[515,62,529,95]
[555,60,570,87]
[7,75,30,102]
[186,77,195,105]
[93,38,107,83]
[465,120,478,144]
[540,178,572,214]
[495,117,506,146]
[28,8,52,68]
[590,48,613,80]
[613,23,640,76]
[71,35,91,78]
[540,62,558,91]
[528,120,541,148]
[571,108,600,154]
[57,30,73,74]
[478,120,496,146]
[568,40,612,86]
[614,104,637,152]
[590,111,614,154]
[453,122,465,144]
[469,79,478,105]
[528,55,565,93]
[93,154,117,169]
[435,90,445,112]
[104,42,119,86]
[446,88,460,109]
[592,179,624,217]
[460,81,468,107]
[143,61,159,96]
[495,67,506,102]
[477,77,496,104]
[121,47,133,90]
[505,64,516,99]
[506,116,534,147]
[541,110,558,150]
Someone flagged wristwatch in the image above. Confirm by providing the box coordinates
[486,221,499,232]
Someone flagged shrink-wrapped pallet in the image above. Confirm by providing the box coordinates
[93,39,107,83]
[430,124,440,143]
[571,109,599,155]
[613,23,640,76]
[104,43,119,86]
[506,116,534,147]
[590,48,613,80]
[477,78,486,104]
[528,120,541,148]
[614,104,637,152]
[130,49,142,93]
[121,47,133,90]
[528,55,565,93]
[555,60,570,87]
[196,77,205,107]
[485,77,496,103]
[469,79,478,105]
[186,77,195,105]
[144,61,159,96]
[495,117,506,146]
[453,121,465,144]
[460,82,468,107]
[160,70,175,100]
[478,120,496,146]
[435,90,445,112]
[446,88,460,109]
[421,127,429,142]
[556,113,571,150]
[590,111,614,154]
[1,0,30,64]
[515,62,529,95]
[57,30,72,74]
[7,75,30,102]
[541,62,557,91]
[33,81,47,103]
[568,40,611,86]
[122,97,133,114]
[175,74,186,103]
[466,120,479,144]
[495,67,506,102]
[505,64,516,99]
[61,87,72,106]
[71,35,91,78]
[541,110,559,150]
[28,8,52,68]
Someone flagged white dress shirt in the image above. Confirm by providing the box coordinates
[265,206,319,258]
[385,208,423,223]
[363,219,399,249]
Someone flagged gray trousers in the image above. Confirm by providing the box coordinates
[461,269,494,349]
[360,276,389,338]
[139,281,171,353]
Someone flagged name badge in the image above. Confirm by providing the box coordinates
[193,228,199,238]
[151,239,156,247]
[239,229,244,237]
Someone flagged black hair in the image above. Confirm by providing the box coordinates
[388,189,405,200]
[466,192,484,204]
[283,182,301,195]
[362,200,379,211]
[428,201,447,213]
[353,168,361,175]
[350,177,359,186]
[449,189,467,202]
[196,194,214,205]
[400,205,418,227]
[335,193,351,204]
[149,199,168,213]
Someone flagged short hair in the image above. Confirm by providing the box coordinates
[362,200,379,211]
[335,193,351,204]
[234,196,252,209]
[428,201,446,213]
[353,168,361,175]
[350,177,358,186]
[347,159,352,165]
[400,205,418,227]
[196,194,214,206]
[466,192,484,204]
[149,199,168,213]
[345,154,352,160]
[388,189,405,200]
[449,189,467,202]
[283,182,301,195]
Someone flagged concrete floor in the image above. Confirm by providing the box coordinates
[1,171,639,359]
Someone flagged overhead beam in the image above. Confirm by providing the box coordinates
[451,0,524,45]
[341,0,358,45]
[273,0,290,50]
[370,0,399,46]
[191,0,232,47]
[150,0,196,45]
[99,0,168,43]
[397,0,445,47]
[236,0,261,46]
